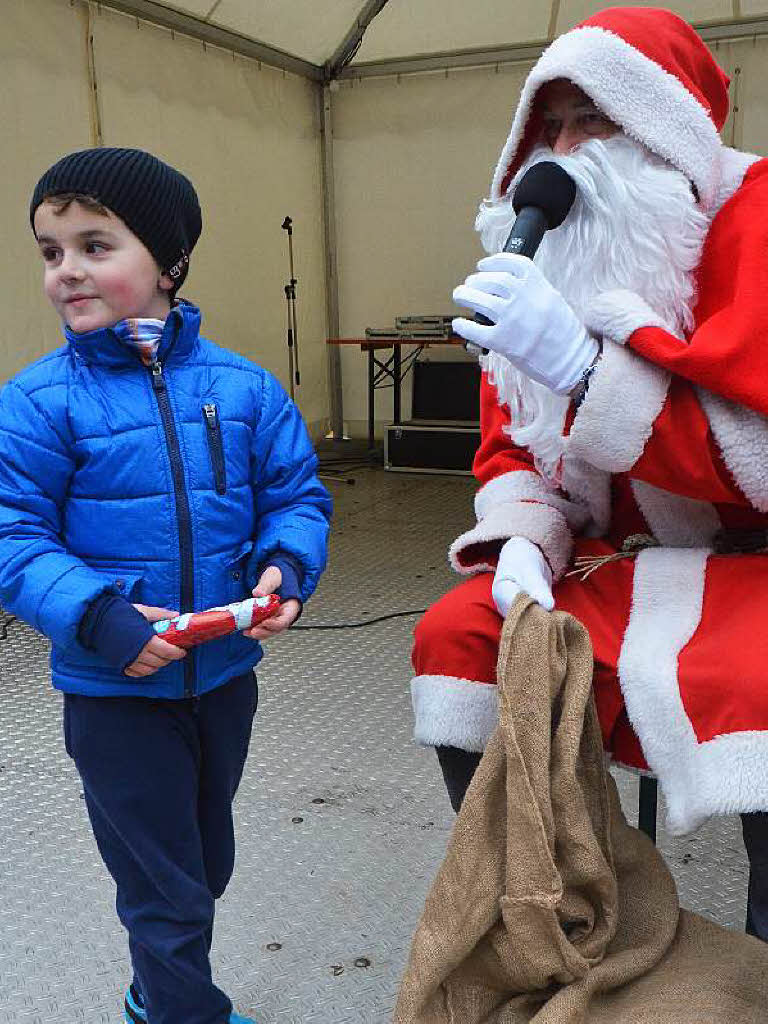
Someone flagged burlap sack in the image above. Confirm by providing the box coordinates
[395,596,768,1023]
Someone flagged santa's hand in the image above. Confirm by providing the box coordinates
[492,536,554,617]
[452,253,599,394]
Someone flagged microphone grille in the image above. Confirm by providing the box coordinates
[512,161,577,230]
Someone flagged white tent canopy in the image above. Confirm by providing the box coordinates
[4,2,768,442]
[106,1,768,77]
[107,1,766,439]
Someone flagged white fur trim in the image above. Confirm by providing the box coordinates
[617,546,768,832]
[560,457,612,536]
[475,470,590,530]
[673,731,768,820]
[566,339,670,473]
[710,147,762,218]
[698,388,768,514]
[492,25,723,209]
[449,501,572,580]
[631,480,720,547]
[411,674,498,752]
[584,290,671,344]
[618,547,710,834]
[619,547,768,831]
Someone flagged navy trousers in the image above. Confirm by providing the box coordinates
[64,672,258,1024]
[437,745,768,942]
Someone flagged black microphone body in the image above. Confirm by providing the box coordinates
[472,161,577,330]
[500,205,549,259]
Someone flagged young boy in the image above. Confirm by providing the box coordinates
[0,148,332,1024]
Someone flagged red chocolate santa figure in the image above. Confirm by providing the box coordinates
[412,6,768,939]
[153,595,281,649]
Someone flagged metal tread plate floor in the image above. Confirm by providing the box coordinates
[0,468,749,1023]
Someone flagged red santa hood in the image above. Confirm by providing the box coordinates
[492,7,730,210]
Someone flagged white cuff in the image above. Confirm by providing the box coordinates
[449,501,573,580]
[566,339,670,473]
[411,675,498,752]
[585,290,671,345]
[475,470,590,531]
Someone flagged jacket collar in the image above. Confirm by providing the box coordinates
[66,300,202,369]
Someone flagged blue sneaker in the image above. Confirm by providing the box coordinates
[124,987,255,1024]
[124,986,147,1024]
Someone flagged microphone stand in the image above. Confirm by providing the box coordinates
[281,216,353,486]
[281,216,300,400]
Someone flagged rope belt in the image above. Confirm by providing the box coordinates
[567,528,768,581]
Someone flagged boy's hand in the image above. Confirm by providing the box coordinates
[124,604,187,677]
[242,566,300,640]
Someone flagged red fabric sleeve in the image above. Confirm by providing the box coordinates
[474,371,536,487]
[629,377,744,503]
[455,371,575,578]
[629,160,768,416]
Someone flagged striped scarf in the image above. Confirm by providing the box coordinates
[112,317,167,365]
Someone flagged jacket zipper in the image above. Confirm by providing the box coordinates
[150,359,196,698]
[202,403,227,495]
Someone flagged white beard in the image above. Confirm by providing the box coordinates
[475,135,710,486]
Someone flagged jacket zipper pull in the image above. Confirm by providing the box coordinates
[203,403,216,424]
[150,360,164,390]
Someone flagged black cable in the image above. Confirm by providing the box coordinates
[293,608,426,630]
[318,454,375,462]
[318,459,374,469]
[0,614,17,641]
[0,609,425,642]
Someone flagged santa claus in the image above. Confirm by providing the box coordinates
[411,6,768,940]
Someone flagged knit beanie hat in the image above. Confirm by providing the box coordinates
[30,147,202,289]
[491,7,730,210]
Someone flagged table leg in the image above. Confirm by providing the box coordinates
[393,344,402,425]
[368,346,375,451]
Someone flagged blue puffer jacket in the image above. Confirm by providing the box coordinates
[0,302,331,698]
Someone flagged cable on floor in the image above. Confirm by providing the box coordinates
[293,608,426,630]
[0,613,17,642]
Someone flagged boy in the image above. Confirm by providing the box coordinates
[0,147,332,1024]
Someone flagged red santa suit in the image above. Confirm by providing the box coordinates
[411,6,768,835]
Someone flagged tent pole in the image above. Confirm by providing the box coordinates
[80,2,104,147]
[319,0,393,440]
[319,82,344,440]
[326,0,392,80]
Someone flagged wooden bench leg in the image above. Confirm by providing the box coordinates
[638,776,658,844]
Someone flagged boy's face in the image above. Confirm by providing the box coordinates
[34,201,174,332]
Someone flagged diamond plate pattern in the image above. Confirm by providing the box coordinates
[0,468,750,1023]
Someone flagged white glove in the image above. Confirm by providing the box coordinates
[492,536,554,617]
[452,253,599,394]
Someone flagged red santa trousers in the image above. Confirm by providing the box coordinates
[412,536,768,835]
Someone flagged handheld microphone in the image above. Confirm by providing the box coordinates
[469,162,577,341]
[502,160,577,257]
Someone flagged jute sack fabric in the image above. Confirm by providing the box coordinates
[395,596,768,1023]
